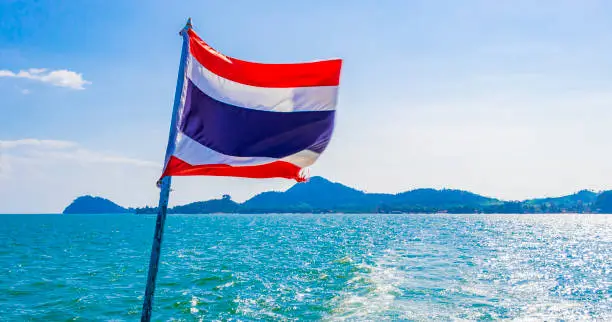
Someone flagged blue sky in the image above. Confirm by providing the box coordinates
[2,0,612,213]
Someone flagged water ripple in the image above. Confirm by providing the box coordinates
[0,213,610,320]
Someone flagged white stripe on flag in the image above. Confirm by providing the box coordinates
[186,55,339,112]
[173,132,320,168]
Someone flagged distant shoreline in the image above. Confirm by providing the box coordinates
[59,177,612,215]
[2,212,612,216]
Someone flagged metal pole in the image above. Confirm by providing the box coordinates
[141,18,191,322]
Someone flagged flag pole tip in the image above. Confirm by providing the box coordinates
[179,18,192,35]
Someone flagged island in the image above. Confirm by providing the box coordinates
[63,195,128,214]
[62,177,612,214]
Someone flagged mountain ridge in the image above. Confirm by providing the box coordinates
[62,177,612,214]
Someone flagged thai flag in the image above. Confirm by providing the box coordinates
[161,29,342,182]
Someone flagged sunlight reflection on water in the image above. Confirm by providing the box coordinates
[0,213,610,320]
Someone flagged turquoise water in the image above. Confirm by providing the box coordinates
[0,214,610,321]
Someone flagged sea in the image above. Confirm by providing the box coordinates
[0,213,610,321]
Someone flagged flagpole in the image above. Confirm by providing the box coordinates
[141,18,192,322]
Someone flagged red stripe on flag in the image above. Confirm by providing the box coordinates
[162,156,306,182]
[187,29,342,88]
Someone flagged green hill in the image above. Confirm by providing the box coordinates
[63,178,612,214]
[522,190,598,213]
[595,191,612,213]
[171,195,239,214]
[242,176,378,213]
[63,195,129,214]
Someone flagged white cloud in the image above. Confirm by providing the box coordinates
[0,139,157,168]
[26,148,159,168]
[0,139,163,213]
[0,138,296,213]
[0,139,78,149]
[21,89,30,95]
[0,68,91,90]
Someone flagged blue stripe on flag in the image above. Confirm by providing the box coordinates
[179,80,335,158]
